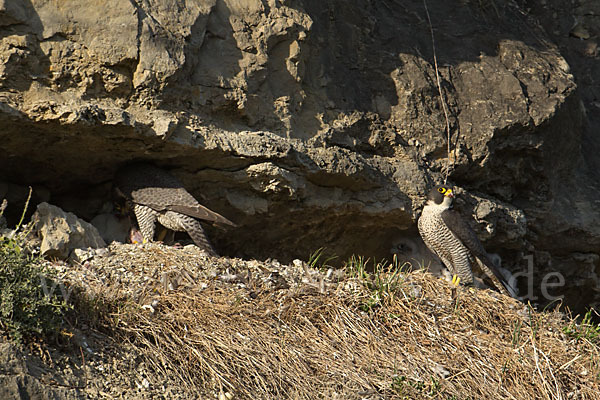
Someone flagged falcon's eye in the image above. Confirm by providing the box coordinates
[437,187,445,193]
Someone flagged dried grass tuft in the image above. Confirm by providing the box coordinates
[97,256,599,399]
[66,244,600,399]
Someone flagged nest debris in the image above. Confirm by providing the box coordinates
[58,243,600,400]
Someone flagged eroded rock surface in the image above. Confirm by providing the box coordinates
[31,202,106,259]
[0,0,597,311]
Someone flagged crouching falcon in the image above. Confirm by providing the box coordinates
[417,184,516,297]
[115,163,235,256]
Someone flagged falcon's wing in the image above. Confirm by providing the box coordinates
[441,209,515,297]
[132,198,236,227]
[167,203,236,227]
[440,209,488,260]
[116,164,237,227]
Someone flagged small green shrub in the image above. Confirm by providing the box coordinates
[391,374,444,397]
[0,235,71,343]
[563,309,600,344]
[346,255,410,311]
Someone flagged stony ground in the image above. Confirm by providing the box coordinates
[2,242,600,399]
[1,242,345,400]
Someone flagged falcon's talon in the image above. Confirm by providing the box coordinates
[451,275,461,287]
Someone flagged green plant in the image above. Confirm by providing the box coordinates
[0,193,71,343]
[391,375,419,395]
[307,247,338,271]
[0,236,72,343]
[346,255,409,311]
[345,255,370,280]
[521,301,542,340]
[391,374,443,397]
[563,309,600,343]
[511,319,522,348]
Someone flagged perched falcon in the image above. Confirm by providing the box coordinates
[417,184,517,297]
[114,163,235,256]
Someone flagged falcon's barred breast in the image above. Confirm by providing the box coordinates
[417,184,517,298]
[115,163,235,256]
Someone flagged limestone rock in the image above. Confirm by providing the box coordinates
[31,202,106,259]
[71,247,110,265]
[0,0,597,311]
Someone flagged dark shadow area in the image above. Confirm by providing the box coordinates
[213,203,416,266]
[525,0,600,186]
[297,0,553,115]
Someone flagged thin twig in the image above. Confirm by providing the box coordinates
[0,198,7,217]
[16,186,32,230]
[531,334,552,400]
[423,0,453,183]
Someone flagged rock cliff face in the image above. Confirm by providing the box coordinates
[0,0,598,312]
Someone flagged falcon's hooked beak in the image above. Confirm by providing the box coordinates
[444,188,454,198]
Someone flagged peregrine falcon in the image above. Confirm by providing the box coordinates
[417,184,517,297]
[114,163,235,256]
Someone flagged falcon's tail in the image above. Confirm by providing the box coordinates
[170,204,237,227]
[180,217,219,257]
[475,258,518,298]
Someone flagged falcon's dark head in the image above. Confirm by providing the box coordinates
[426,184,454,207]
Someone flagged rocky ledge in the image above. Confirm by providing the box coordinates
[0,0,598,312]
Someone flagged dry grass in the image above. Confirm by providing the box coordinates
[84,249,600,400]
